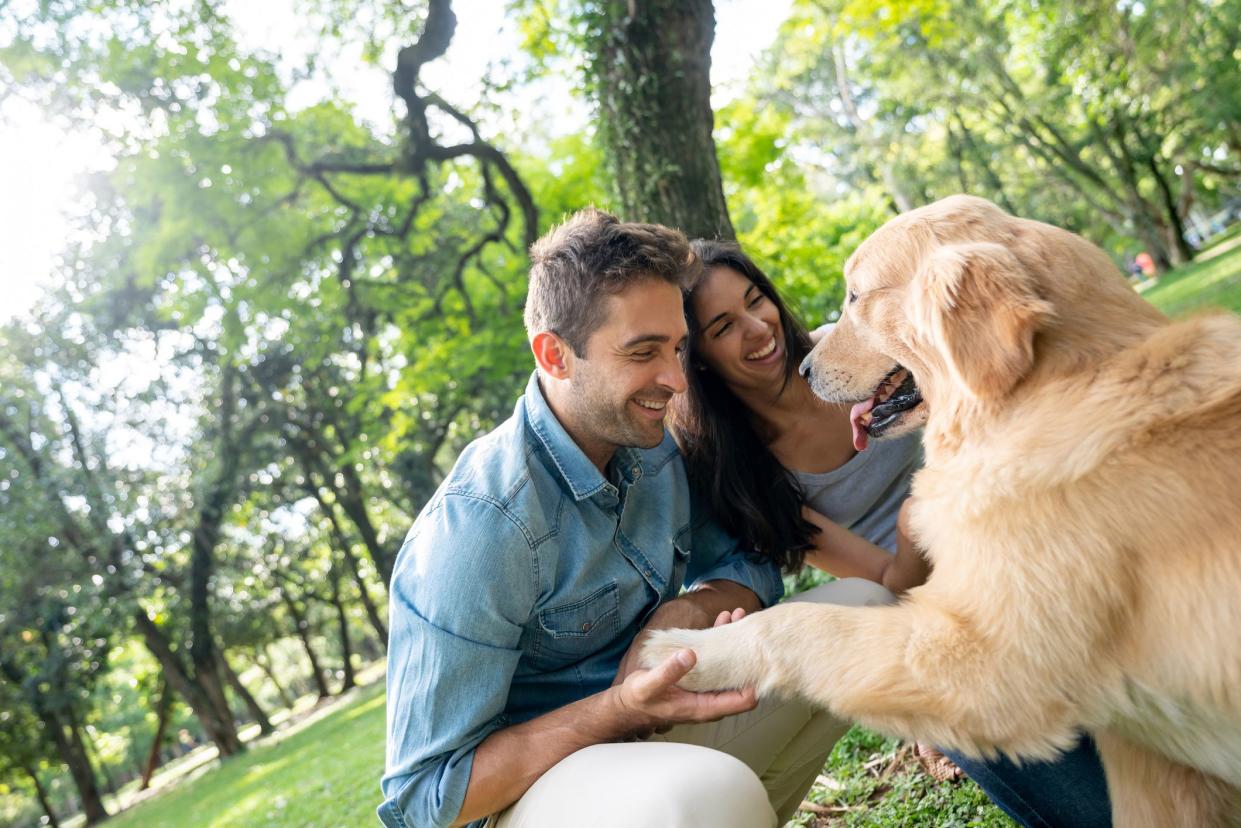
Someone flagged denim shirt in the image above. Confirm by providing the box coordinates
[378,372,784,828]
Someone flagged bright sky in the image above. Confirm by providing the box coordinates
[0,0,790,322]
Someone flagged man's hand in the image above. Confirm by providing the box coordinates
[612,593,754,685]
[609,647,758,738]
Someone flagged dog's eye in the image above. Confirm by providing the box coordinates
[847,290,858,305]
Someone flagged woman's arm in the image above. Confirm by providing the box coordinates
[800,501,930,594]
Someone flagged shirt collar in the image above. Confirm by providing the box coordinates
[522,372,615,501]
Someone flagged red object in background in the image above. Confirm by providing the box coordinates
[1135,251,1156,276]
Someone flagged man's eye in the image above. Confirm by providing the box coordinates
[632,351,655,360]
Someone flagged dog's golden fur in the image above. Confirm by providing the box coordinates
[643,196,1241,825]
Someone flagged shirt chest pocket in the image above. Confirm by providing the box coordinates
[529,581,621,670]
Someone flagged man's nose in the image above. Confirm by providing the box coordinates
[661,357,688,394]
[798,354,813,379]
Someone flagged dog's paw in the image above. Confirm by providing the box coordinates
[641,625,767,693]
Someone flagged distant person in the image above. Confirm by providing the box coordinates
[1135,251,1157,277]
[380,209,896,828]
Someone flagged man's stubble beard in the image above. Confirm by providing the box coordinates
[569,362,665,452]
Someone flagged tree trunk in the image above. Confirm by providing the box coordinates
[140,681,173,789]
[328,562,357,692]
[48,711,108,825]
[281,592,332,699]
[257,646,296,709]
[591,0,734,239]
[131,609,243,757]
[23,763,60,828]
[334,463,394,585]
[1146,154,1195,265]
[71,708,119,797]
[314,488,389,644]
[217,650,274,735]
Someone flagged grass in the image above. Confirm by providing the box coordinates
[104,681,387,828]
[102,678,1007,828]
[92,251,1241,828]
[1140,241,1241,315]
[793,727,1012,828]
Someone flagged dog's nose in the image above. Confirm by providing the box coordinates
[798,355,813,379]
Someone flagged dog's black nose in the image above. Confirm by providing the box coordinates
[798,355,813,379]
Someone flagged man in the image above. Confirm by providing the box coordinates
[379,209,891,828]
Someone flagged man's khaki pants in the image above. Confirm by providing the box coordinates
[489,578,896,828]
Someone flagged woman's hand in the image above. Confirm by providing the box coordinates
[801,503,931,594]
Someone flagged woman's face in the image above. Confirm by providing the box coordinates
[690,265,786,391]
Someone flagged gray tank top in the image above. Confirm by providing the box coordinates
[791,430,923,553]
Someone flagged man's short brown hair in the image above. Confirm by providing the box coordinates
[524,208,700,356]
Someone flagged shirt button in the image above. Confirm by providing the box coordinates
[581,622,591,632]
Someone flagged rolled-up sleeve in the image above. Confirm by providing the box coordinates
[684,495,784,608]
[379,495,536,828]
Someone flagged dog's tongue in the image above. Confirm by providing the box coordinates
[849,398,875,452]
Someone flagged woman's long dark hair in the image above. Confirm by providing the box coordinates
[669,240,820,572]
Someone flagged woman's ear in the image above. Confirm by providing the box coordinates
[908,242,1053,401]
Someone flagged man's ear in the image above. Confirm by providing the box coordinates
[908,242,1053,400]
[531,331,573,379]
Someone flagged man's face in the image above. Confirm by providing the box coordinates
[564,279,689,453]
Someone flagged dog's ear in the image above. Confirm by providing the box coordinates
[909,242,1053,400]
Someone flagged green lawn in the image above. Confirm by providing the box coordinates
[1140,241,1241,315]
[106,682,387,828]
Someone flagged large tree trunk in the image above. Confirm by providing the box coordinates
[23,762,61,828]
[591,0,734,239]
[217,651,274,735]
[132,609,243,757]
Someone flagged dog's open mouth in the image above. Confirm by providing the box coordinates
[850,366,923,451]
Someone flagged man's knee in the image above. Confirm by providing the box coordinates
[496,742,776,828]
[790,576,897,607]
[645,746,776,828]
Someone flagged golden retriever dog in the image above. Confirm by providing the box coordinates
[642,196,1241,826]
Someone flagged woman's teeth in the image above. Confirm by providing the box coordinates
[746,337,777,360]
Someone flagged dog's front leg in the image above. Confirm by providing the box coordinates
[642,597,1077,760]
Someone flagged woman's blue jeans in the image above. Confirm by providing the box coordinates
[942,733,1112,828]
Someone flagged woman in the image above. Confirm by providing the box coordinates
[667,239,1112,828]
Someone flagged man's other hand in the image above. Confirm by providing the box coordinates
[609,648,758,737]
[612,604,747,686]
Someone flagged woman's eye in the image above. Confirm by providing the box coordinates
[747,294,764,308]
[714,322,732,338]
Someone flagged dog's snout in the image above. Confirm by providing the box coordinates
[798,354,813,379]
